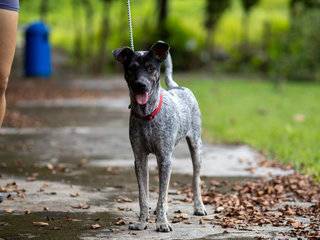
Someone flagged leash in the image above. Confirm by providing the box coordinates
[127,0,134,51]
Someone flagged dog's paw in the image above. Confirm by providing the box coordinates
[156,221,173,232]
[194,205,208,216]
[129,221,148,231]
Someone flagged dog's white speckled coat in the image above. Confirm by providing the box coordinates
[113,41,207,232]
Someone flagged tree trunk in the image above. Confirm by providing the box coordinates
[94,0,111,74]
[39,0,49,22]
[71,0,83,71]
[241,10,250,60]
[157,0,169,40]
[204,0,230,63]
[81,0,94,73]
[158,0,168,25]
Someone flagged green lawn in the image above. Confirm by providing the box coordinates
[176,75,320,178]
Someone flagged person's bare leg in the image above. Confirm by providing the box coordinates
[0,9,18,126]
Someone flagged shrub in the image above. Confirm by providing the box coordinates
[271,9,320,81]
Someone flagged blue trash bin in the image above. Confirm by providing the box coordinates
[25,22,51,77]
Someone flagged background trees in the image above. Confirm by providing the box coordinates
[240,0,260,60]
[204,0,230,58]
[17,0,320,81]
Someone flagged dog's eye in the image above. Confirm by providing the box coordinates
[128,62,139,73]
[147,65,155,73]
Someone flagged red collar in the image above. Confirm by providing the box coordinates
[130,92,163,121]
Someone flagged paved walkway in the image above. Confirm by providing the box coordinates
[0,77,310,240]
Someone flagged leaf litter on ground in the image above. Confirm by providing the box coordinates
[174,173,319,238]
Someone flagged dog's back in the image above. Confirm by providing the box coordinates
[164,52,201,128]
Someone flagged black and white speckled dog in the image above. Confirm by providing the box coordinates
[113,41,207,232]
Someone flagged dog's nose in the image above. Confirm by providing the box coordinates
[135,81,148,92]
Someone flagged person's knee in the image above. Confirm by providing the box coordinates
[0,74,9,96]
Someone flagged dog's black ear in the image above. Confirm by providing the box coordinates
[112,47,134,63]
[149,41,170,62]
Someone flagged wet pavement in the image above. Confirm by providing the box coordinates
[0,77,305,240]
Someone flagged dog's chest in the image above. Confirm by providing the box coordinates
[129,113,190,155]
[130,119,164,153]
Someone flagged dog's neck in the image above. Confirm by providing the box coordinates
[130,84,161,117]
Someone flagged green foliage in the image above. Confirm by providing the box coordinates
[290,0,320,15]
[179,76,320,178]
[270,9,320,81]
[165,17,205,69]
[241,0,260,13]
[18,0,320,78]
[205,0,231,31]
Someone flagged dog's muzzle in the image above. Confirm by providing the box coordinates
[134,81,149,105]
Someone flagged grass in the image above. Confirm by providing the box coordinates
[175,75,320,178]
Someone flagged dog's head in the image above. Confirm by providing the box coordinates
[113,41,169,105]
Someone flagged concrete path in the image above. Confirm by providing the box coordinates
[0,77,305,240]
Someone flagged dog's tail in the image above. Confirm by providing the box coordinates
[164,53,178,88]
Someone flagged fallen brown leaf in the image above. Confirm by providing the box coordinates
[293,114,306,122]
[210,180,221,186]
[7,194,14,200]
[70,192,79,198]
[6,182,18,188]
[110,228,119,232]
[291,221,301,229]
[45,192,56,195]
[117,207,132,211]
[71,203,90,209]
[33,222,49,226]
[202,217,214,221]
[173,198,192,203]
[47,163,54,170]
[116,197,132,203]
[172,217,183,223]
[288,218,296,224]
[115,219,126,225]
[91,223,101,229]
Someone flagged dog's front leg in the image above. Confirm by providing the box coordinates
[155,155,173,232]
[129,154,149,231]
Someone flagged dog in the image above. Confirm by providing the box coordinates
[113,41,207,232]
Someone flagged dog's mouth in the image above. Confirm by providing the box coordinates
[136,92,149,105]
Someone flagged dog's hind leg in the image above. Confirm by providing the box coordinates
[129,154,149,230]
[186,135,207,216]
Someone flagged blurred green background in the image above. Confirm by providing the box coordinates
[17,0,320,80]
[13,0,320,178]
